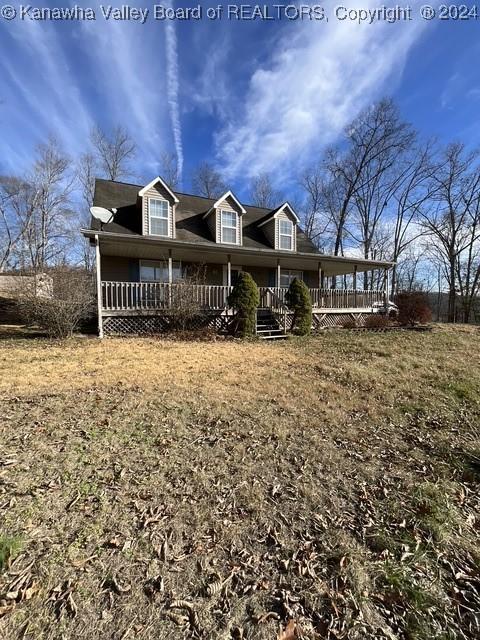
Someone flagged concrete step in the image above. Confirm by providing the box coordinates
[257,329,283,334]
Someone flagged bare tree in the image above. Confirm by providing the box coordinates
[1,141,74,272]
[420,143,480,322]
[28,140,75,271]
[299,165,324,241]
[311,100,414,289]
[347,101,416,287]
[161,152,180,190]
[388,141,438,296]
[455,192,480,323]
[90,126,136,182]
[75,152,97,270]
[77,152,97,209]
[249,173,283,209]
[0,177,33,272]
[191,162,226,199]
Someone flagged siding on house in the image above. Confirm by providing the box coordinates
[260,210,297,251]
[213,195,243,245]
[101,256,319,289]
[142,183,176,237]
[275,210,297,252]
[246,266,272,287]
[203,264,224,286]
[206,211,217,243]
[102,256,139,282]
[302,270,320,288]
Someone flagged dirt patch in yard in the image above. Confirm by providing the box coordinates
[0,326,479,639]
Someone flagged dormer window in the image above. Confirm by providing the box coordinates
[139,177,179,238]
[203,191,245,246]
[258,202,298,251]
[279,219,293,250]
[149,198,170,236]
[220,209,238,244]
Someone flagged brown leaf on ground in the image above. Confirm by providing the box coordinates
[278,619,299,640]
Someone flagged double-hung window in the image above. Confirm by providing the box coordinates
[279,219,293,250]
[140,260,182,282]
[220,209,238,244]
[149,198,169,236]
[280,269,303,288]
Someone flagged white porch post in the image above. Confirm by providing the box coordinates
[353,265,358,307]
[384,268,390,307]
[94,234,103,339]
[168,249,173,284]
[227,254,232,288]
[318,262,323,289]
[168,249,173,307]
[276,259,281,288]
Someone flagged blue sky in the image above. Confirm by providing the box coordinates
[1,1,480,201]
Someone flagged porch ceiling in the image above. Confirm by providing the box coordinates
[84,230,393,275]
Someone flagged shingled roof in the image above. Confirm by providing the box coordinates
[91,178,320,254]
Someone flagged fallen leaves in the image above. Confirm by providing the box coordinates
[0,560,37,618]
[278,619,300,639]
[48,579,77,619]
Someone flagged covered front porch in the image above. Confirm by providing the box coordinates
[100,281,387,314]
[89,231,393,335]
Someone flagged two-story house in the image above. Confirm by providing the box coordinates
[81,177,394,337]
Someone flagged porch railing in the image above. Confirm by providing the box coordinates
[101,281,386,312]
[102,281,231,311]
[308,288,385,309]
[259,287,385,310]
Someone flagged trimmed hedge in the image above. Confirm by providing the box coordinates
[227,272,260,337]
[285,278,312,336]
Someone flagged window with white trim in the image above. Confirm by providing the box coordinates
[279,219,293,250]
[140,260,182,282]
[280,269,303,288]
[220,209,238,244]
[149,198,170,236]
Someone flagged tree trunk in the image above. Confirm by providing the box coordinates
[447,262,456,323]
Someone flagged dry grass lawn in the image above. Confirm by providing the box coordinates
[0,325,479,639]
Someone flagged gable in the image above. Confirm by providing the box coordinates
[138,176,179,203]
[142,183,176,237]
[216,194,242,214]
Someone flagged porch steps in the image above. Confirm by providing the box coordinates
[256,309,287,340]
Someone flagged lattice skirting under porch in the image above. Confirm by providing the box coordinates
[312,312,368,330]
[102,313,230,336]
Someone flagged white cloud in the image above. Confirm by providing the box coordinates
[164,2,184,185]
[191,36,232,119]
[440,72,461,109]
[79,19,168,168]
[214,3,428,183]
[0,18,94,161]
[0,11,173,177]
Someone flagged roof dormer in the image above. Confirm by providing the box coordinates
[203,190,246,246]
[258,202,299,252]
[139,177,179,238]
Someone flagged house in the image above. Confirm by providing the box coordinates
[81,177,394,337]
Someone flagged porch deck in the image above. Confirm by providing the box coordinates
[101,281,387,315]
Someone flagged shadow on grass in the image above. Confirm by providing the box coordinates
[0,324,49,340]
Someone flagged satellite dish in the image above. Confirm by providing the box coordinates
[90,206,114,224]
